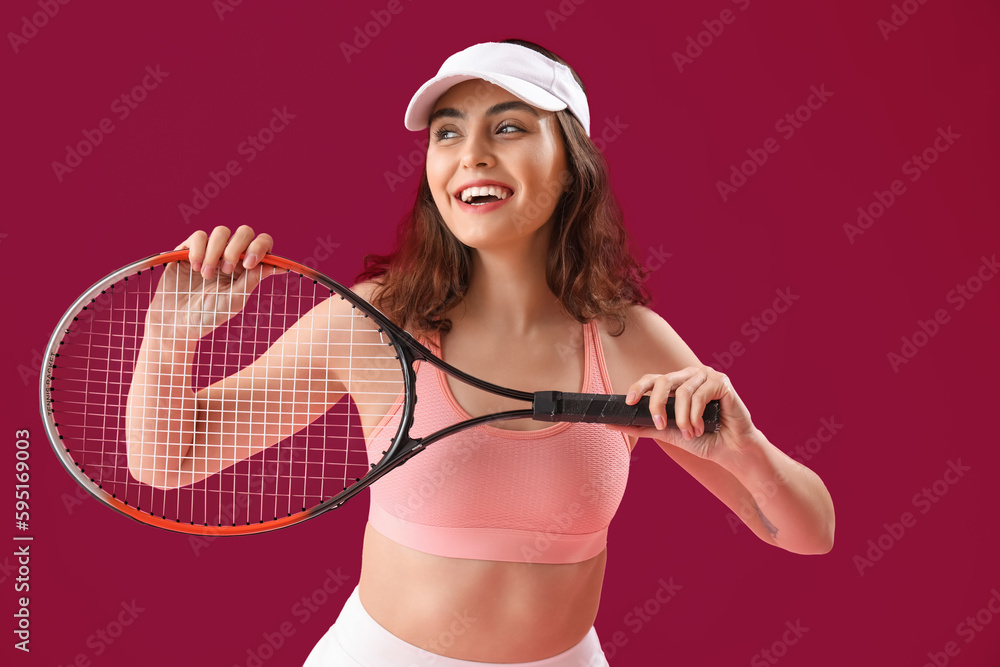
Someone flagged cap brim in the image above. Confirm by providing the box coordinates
[404,72,567,131]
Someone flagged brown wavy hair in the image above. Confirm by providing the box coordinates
[355,38,650,336]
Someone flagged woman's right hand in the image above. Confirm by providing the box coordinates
[179,224,274,279]
[147,225,277,338]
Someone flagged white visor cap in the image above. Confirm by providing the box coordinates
[404,42,590,137]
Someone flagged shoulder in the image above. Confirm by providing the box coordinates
[594,304,702,393]
[348,279,381,304]
[348,279,432,341]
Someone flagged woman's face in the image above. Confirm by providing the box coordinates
[425,79,569,253]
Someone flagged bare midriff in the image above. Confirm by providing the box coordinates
[359,523,607,662]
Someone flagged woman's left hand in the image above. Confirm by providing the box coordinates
[606,366,761,465]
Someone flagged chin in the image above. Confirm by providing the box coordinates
[453,221,549,251]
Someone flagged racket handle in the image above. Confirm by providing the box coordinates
[532,391,720,432]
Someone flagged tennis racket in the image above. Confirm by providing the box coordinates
[40,250,720,536]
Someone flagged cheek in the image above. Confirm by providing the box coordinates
[430,188,449,211]
[425,165,451,208]
[526,159,567,213]
[532,143,567,190]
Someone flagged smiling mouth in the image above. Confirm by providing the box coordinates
[457,185,515,205]
[463,194,511,205]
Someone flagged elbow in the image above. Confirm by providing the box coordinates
[775,535,834,556]
[765,499,835,555]
[125,434,152,487]
[818,519,836,554]
[127,464,182,491]
[795,488,836,555]
[126,458,174,490]
[815,498,836,554]
[125,443,150,486]
[804,530,835,555]
[126,438,183,491]
[785,513,836,556]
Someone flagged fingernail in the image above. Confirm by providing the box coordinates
[683,428,692,440]
[243,253,258,268]
[626,391,635,404]
[653,414,665,430]
[222,261,235,274]
[202,264,215,279]
[695,426,703,437]
[191,260,202,272]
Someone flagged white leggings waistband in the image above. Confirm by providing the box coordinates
[303,585,610,667]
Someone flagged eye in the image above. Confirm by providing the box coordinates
[432,121,525,142]
[496,121,524,134]
[433,127,457,141]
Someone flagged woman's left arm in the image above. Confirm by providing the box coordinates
[604,308,835,555]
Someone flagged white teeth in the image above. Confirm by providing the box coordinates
[459,185,513,203]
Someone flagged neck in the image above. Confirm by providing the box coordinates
[454,231,564,336]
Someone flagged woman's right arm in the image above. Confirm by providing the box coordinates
[125,226,299,489]
[125,227,397,490]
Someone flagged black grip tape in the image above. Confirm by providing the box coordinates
[533,392,720,432]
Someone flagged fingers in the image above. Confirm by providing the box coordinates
[219,225,258,275]
[181,226,272,280]
[176,230,208,271]
[624,367,712,438]
[622,374,661,405]
[647,376,674,432]
[623,374,665,431]
[201,226,233,280]
[674,368,709,439]
[243,232,273,269]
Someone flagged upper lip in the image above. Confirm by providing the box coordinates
[453,179,515,199]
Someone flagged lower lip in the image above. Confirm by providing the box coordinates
[455,194,514,214]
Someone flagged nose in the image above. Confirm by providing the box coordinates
[459,127,496,169]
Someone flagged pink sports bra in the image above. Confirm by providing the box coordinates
[365,320,632,564]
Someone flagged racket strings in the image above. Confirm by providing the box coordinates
[48,260,406,528]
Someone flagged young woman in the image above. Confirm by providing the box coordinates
[169,40,835,666]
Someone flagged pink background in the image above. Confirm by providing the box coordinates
[4,0,1000,665]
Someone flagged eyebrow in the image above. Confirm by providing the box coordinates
[428,100,540,125]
